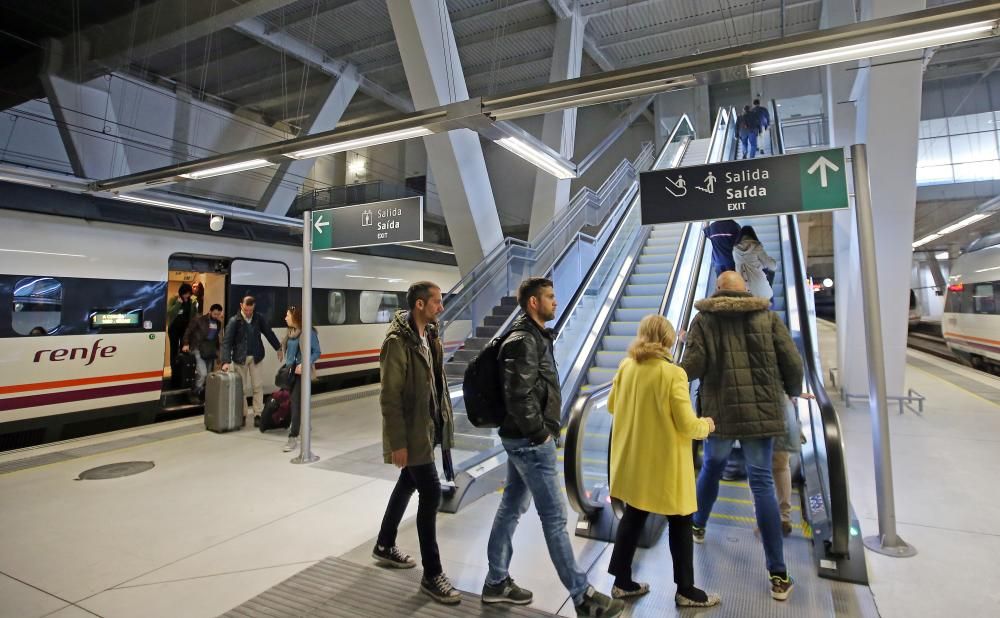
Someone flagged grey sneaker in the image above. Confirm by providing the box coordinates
[371,544,416,569]
[692,524,706,544]
[421,572,461,605]
[482,577,533,604]
[282,436,298,452]
[575,587,625,617]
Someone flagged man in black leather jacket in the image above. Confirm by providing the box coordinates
[481,277,624,618]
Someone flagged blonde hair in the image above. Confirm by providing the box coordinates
[627,314,676,362]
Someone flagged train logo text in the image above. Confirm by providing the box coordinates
[33,339,118,366]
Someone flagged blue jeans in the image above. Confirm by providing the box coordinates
[694,437,786,574]
[487,438,590,604]
[740,131,758,159]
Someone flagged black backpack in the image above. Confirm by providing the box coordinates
[462,334,509,428]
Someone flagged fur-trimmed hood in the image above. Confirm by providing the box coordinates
[694,290,770,315]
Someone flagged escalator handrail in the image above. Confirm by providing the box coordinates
[782,205,852,557]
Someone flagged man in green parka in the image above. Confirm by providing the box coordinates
[681,271,803,602]
[371,281,460,605]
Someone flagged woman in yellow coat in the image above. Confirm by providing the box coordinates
[606,314,721,608]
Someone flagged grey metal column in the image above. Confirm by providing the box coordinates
[851,144,915,557]
[293,210,319,464]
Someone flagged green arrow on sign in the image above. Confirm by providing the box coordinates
[799,148,848,213]
[311,211,333,250]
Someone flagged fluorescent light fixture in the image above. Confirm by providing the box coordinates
[348,159,366,175]
[936,213,991,235]
[495,136,576,179]
[179,159,272,180]
[114,194,209,214]
[346,274,376,279]
[935,251,949,260]
[287,127,433,160]
[977,265,1000,273]
[0,248,86,258]
[912,234,941,248]
[750,21,999,76]
[322,256,358,263]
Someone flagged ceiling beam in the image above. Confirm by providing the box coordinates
[232,18,415,113]
[544,0,615,71]
[80,0,302,75]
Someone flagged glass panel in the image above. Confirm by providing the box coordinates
[949,132,997,164]
[12,276,63,335]
[916,165,954,185]
[952,160,1000,183]
[948,112,994,135]
[359,291,400,324]
[328,291,346,325]
[919,118,949,139]
[918,137,951,167]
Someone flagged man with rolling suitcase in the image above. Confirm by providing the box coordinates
[221,296,282,427]
[181,303,224,401]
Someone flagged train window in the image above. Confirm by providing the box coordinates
[328,291,346,325]
[359,291,400,324]
[12,277,62,336]
[972,283,996,314]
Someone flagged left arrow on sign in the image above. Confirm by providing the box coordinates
[314,214,330,235]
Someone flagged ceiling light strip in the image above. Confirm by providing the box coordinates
[286,127,434,160]
[495,137,577,179]
[179,159,273,180]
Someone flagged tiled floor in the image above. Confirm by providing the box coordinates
[2,324,999,617]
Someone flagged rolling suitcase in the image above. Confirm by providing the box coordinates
[205,371,243,433]
[173,352,197,390]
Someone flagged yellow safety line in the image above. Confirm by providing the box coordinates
[716,496,801,511]
[0,431,201,477]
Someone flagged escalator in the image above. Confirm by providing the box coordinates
[563,101,870,600]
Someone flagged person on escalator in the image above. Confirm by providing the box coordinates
[681,271,804,602]
[606,314,721,608]
[733,225,777,301]
[482,277,625,618]
[705,219,742,276]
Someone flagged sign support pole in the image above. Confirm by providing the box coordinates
[851,144,915,557]
[292,210,319,465]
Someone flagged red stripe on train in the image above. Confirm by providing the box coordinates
[0,381,162,412]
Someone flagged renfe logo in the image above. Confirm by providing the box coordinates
[33,339,118,366]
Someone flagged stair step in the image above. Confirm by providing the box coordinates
[587,366,616,386]
[634,263,669,274]
[616,307,656,321]
[450,349,478,363]
[492,305,517,317]
[475,325,499,338]
[603,335,633,351]
[608,322,640,337]
[620,295,661,309]
[595,350,627,369]
[629,273,666,285]
[464,337,490,349]
[638,254,674,265]
[500,296,518,307]
[445,362,468,377]
[626,283,667,296]
[484,315,507,327]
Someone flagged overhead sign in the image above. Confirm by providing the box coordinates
[310,196,423,251]
[639,148,849,225]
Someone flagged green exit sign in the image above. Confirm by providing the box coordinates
[310,197,423,251]
[640,148,850,225]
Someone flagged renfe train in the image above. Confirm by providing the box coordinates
[943,234,1000,375]
[0,209,461,451]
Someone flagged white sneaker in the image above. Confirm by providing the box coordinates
[283,437,298,452]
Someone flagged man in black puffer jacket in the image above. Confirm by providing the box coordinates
[481,277,624,618]
[681,271,803,603]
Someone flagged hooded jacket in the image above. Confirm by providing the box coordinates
[498,314,561,445]
[680,291,803,439]
[733,239,777,300]
[380,310,454,466]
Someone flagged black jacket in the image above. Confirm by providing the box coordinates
[221,312,280,365]
[498,315,561,445]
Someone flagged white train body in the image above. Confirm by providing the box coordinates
[942,241,1000,373]
[0,210,462,448]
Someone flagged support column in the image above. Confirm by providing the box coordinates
[842,0,925,398]
[528,5,584,242]
[39,39,131,179]
[258,71,360,214]
[387,0,502,275]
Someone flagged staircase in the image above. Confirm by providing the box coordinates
[582,223,687,388]
[680,137,711,166]
[444,296,518,382]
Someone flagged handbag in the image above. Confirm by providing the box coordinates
[275,365,293,390]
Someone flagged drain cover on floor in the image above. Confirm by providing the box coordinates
[76,461,155,480]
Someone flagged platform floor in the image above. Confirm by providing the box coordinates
[0,324,998,617]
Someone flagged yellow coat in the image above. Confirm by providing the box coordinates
[607,356,711,515]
